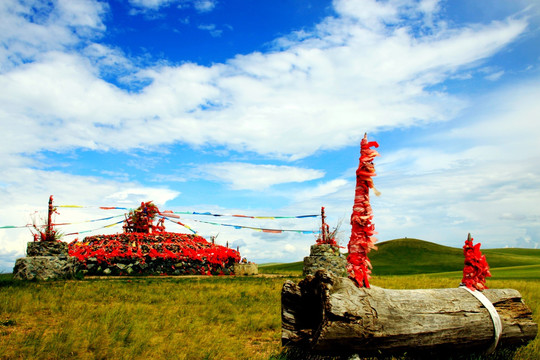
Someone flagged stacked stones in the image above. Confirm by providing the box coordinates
[303,243,347,277]
[78,256,237,276]
[234,263,258,276]
[13,241,77,280]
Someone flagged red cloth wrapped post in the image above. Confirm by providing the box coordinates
[461,233,491,291]
[347,134,379,288]
[316,207,337,246]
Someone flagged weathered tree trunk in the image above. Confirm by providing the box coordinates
[282,271,537,357]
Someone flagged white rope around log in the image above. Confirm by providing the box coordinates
[460,286,503,354]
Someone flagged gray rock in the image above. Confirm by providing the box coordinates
[309,244,341,257]
[13,256,76,280]
[26,241,69,257]
[234,263,258,276]
[303,244,347,277]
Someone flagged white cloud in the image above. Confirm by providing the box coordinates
[55,0,107,31]
[193,0,217,13]
[196,162,325,190]
[293,179,351,202]
[333,0,398,29]
[0,0,529,160]
[128,0,216,12]
[129,0,174,9]
[485,70,504,81]
[371,80,540,247]
[106,187,180,205]
[0,250,20,274]
[0,0,106,71]
[198,23,223,37]
[284,244,296,253]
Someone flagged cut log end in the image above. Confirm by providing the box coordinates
[282,270,538,357]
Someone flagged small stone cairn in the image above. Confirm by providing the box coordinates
[303,243,347,277]
[12,195,76,280]
[13,241,77,280]
[234,258,258,276]
[302,207,347,277]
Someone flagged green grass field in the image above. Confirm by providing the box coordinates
[1,238,539,360]
[0,275,287,360]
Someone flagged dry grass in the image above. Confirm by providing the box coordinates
[0,276,286,360]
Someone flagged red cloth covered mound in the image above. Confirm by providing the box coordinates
[68,232,240,276]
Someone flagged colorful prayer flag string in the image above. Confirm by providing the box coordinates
[52,214,125,226]
[64,220,125,236]
[2,204,318,235]
[173,211,319,219]
[186,218,319,234]
[0,225,31,229]
[159,215,198,234]
[57,205,318,219]
[57,205,130,210]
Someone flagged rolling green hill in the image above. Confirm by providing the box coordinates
[258,238,540,276]
[258,261,303,275]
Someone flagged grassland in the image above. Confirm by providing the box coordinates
[0,275,287,360]
[1,238,539,360]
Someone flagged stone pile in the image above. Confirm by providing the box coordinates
[79,256,237,276]
[13,241,77,280]
[234,263,258,276]
[303,244,347,277]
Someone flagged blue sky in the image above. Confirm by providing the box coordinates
[1,0,540,272]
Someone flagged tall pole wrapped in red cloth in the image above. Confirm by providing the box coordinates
[347,134,379,288]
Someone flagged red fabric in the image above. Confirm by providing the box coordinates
[316,206,337,246]
[123,201,166,234]
[68,232,241,273]
[461,235,491,291]
[347,135,379,288]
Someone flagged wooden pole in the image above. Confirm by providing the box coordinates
[46,195,54,242]
[321,207,328,241]
[282,271,537,357]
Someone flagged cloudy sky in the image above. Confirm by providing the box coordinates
[1,0,539,272]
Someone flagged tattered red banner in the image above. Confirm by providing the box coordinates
[347,134,379,288]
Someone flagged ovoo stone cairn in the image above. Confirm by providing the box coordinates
[303,243,347,277]
[302,207,347,277]
[13,241,77,280]
[13,196,76,280]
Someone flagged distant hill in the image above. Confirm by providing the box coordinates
[258,261,303,275]
[259,238,540,276]
[370,238,464,275]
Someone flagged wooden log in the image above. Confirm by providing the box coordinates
[282,270,538,357]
